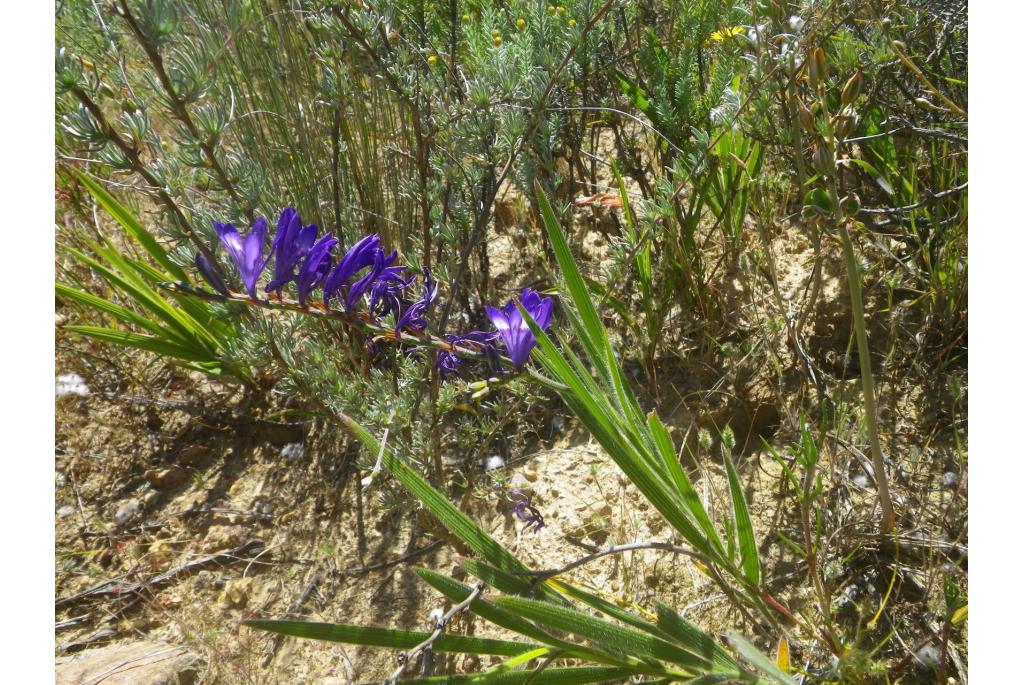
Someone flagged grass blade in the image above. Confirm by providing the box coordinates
[723,452,760,586]
[496,597,718,673]
[243,620,536,656]
[76,172,189,281]
[726,632,797,685]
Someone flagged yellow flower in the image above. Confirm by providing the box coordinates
[516,18,526,30]
[491,28,501,38]
[556,6,566,15]
[709,26,745,42]
[427,55,438,65]
[547,5,556,14]
[461,14,470,23]
[493,35,503,47]
[568,18,577,27]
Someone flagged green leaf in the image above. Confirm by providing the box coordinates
[56,283,168,337]
[534,183,610,370]
[521,308,723,564]
[616,71,652,117]
[415,569,619,665]
[67,245,216,353]
[415,569,554,642]
[726,632,797,685]
[334,414,563,605]
[646,413,724,556]
[723,453,760,586]
[496,597,717,673]
[76,172,189,281]
[66,325,219,364]
[654,603,738,671]
[93,242,220,351]
[551,580,678,644]
[399,666,635,685]
[243,620,537,656]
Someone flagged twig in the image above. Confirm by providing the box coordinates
[117,0,253,222]
[857,181,967,215]
[57,626,118,654]
[386,582,485,684]
[516,541,703,594]
[65,88,216,265]
[262,571,325,667]
[55,539,265,608]
[55,614,92,632]
[335,539,445,576]
[361,409,394,491]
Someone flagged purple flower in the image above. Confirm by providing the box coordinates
[194,251,229,296]
[436,330,498,378]
[395,268,438,332]
[213,218,269,298]
[485,288,554,368]
[265,208,318,296]
[509,489,545,533]
[296,233,337,305]
[323,234,381,307]
[369,265,414,318]
[347,249,398,311]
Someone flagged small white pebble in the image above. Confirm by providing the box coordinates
[484,455,506,471]
[852,473,869,489]
[941,472,958,488]
[280,443,305,462]
[56,373,90,398]
[428,607,444,627]
[914,643,941,668]
[789,15,805,32]
[57,505,75,518]
[114,499,141,526]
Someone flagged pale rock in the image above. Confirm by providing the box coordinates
[56,640,200,685]
[204,525,243,551]
[114,499,142,526]
[221,576,255,609]
[145,466,188,490]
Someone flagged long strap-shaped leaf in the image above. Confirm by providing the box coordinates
[415,569,621,666]
[56,283,168,338]
[65,326,220,364]
[654,603,738,672]
[66,245,218,354]
[495,597,727,675]
[335,412,563,605]
[243,619,537,656]
[396,666,635,685]
[76,172,189,282]
[724,452,760,586]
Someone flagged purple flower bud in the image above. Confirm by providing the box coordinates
[395,268,438,332]
[369,266,414,317]
[323,234,381,307]
[436,329,498,378]
[194,251,229,296]
[347,249,397,311]
[296,233,337,305]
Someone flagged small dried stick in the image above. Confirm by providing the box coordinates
[386,582,485,684]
